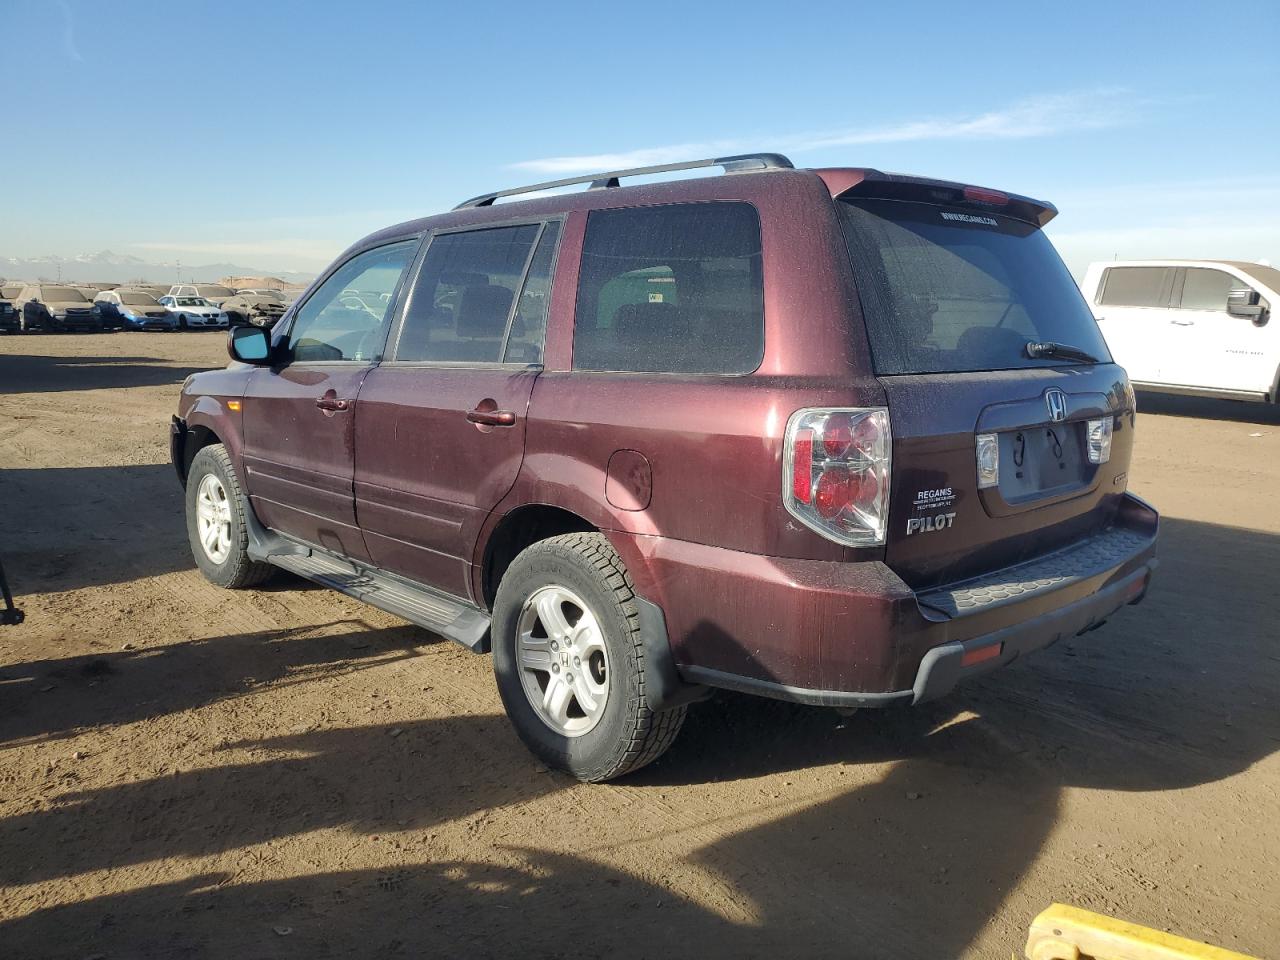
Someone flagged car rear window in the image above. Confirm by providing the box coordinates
[573,202,764,374]
[838,199,1111,375]
[39,286,88,302]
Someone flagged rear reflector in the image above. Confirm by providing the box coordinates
[960,643,1002,668]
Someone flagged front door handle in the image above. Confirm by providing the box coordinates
[1170,319,1195,326]
[466,408,516,427]
[315,396,352,412]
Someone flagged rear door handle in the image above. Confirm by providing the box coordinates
[466,408,516,427]
[1170,319,1195,326]
[315,396,352,411]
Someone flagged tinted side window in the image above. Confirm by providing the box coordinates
[573,202,764,374]
[1179,268,1239,312]
[395,224,541,363]
[288,240,416,362]
[504,222,561,364]
[1099,267,1170,308]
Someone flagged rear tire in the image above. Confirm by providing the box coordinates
[492,533,686,782]
[185,444,274,589]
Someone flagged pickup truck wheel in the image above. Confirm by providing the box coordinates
[492,533,686,782]
[185,444,274,589]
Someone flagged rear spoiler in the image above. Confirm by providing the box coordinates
[813,167,1058,228]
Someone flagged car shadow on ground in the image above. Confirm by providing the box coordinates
[1,465,190,595]
[0,620,428,747]
[1136,390,1280,425]
[0,350,211,395]
[0,517,1275,958]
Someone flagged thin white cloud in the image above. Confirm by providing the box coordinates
[55,0,83,62]
[1046,176,1280,276]
[514,90,1137,174]
[514,90,1136,175]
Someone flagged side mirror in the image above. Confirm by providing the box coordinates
[1227,287,1268,326]
[228,325,272,364]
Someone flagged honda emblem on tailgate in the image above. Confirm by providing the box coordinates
[1044,388,1067,422]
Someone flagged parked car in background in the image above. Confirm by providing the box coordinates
[0,284,21,333]
[126,284,172,299]
[173,152,1158,781]
[95,288,177,331]
[157,295,228,330]
[220,292,286,329]
[167,284,235,305]
[1082,259,1279,403]
[234,288,286,301]
[15,284,103,332]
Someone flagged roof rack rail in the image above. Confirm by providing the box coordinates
[454,153,794,210]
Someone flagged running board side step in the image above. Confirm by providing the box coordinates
[269,551,492,653]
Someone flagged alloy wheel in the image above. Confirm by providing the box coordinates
[194,473,233,564]
[516,585,611,737]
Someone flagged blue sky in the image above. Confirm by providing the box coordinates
[3,0,1277,278]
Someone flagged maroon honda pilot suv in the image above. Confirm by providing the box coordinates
[171,153,1158,781]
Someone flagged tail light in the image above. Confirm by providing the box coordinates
[1087,417,1113,464]
[784,408,891,546]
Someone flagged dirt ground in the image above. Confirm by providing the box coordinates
[1,333,1277,960]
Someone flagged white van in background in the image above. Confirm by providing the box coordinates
[1081,259,1279,402]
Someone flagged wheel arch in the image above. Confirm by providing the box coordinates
[478,504,597,610]
[178,396,248,489]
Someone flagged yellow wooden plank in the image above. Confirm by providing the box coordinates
[1024,904,1264,960]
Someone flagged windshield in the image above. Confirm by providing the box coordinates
[838,199,1111,375]
[39,286,88,302]
[175,297,211,307]
[120,292,160,305]
[197,286,234,298]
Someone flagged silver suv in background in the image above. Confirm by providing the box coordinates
[15,285,103,332]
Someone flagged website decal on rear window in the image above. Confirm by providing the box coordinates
[939,212,998,226]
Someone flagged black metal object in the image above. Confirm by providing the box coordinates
[0,557,23,626]
[454,153,794,210]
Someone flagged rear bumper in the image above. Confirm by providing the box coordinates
[617,493,1158,709]
[53,316,102,331]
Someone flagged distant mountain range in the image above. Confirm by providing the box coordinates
[0,250,316,286]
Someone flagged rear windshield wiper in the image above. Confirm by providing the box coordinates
[1025,341,1102,364]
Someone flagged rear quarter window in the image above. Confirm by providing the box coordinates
[573,202,764,374]
[1099,267,1172,308]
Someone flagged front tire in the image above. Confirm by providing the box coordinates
[185,444,274,588]
[492,533,686,782]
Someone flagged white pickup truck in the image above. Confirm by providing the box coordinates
[1081,259,1278,403]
